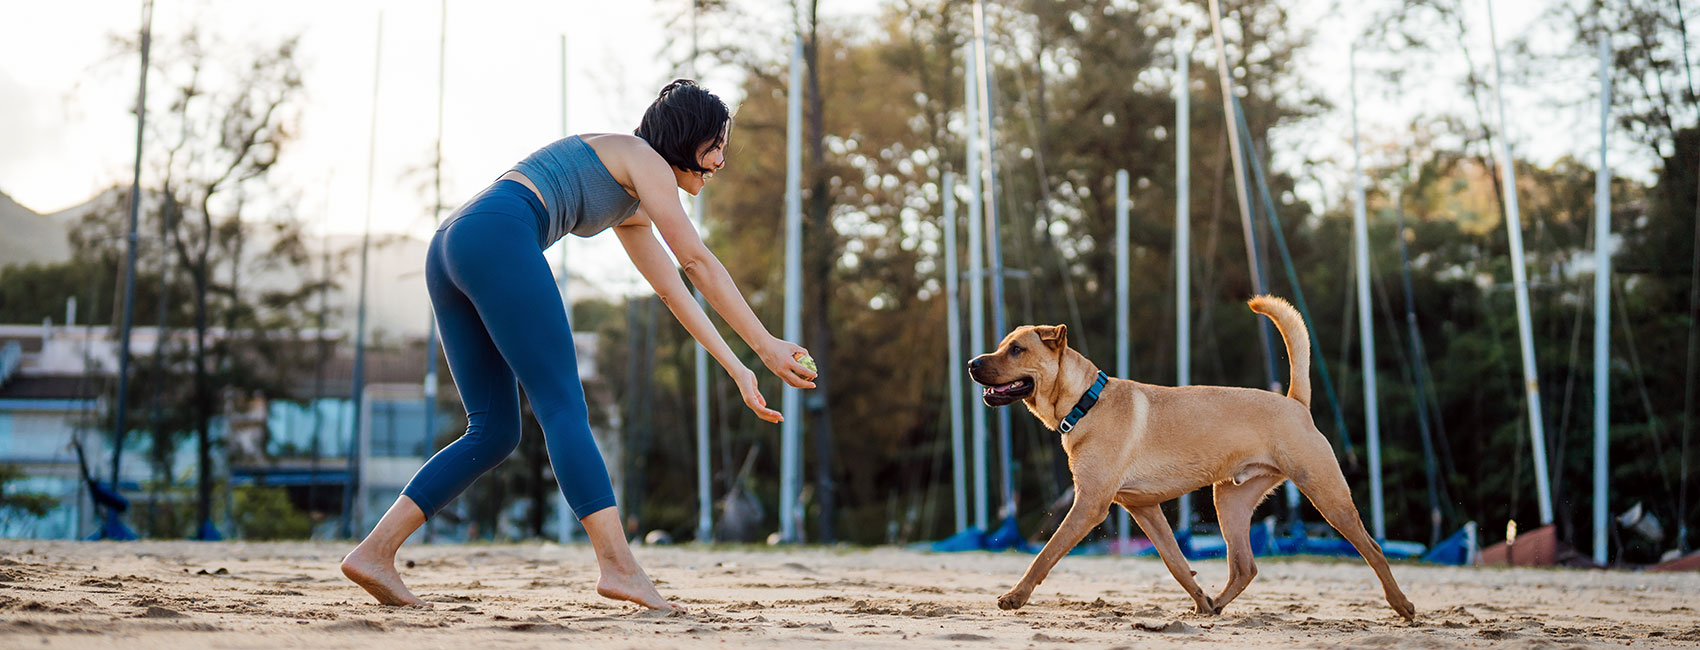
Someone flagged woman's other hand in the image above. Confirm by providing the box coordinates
[733,368,783,423]
[758,338,817,389]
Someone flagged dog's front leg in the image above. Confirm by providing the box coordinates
[1126,502,1216,614]
[998,486,1112,611]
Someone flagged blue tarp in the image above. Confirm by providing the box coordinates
[1420,522,1477,565]
[923,517,1041,553]
[925,516,1431,561]
[1128,518,1427,561]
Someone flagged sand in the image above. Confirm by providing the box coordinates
[1,539,1696,649]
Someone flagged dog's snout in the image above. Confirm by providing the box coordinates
[968,357,984,371]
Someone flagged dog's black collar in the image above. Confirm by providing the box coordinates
[1058,371,1109,434]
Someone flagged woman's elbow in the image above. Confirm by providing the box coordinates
[678,254,717,281]
[654,288,684,310]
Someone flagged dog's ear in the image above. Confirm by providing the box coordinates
[1038,324,1068,351]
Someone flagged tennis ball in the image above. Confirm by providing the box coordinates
[794,352,818,373]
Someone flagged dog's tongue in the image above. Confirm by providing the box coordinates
[983,380,1024,397]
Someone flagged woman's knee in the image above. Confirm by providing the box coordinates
[531,398,590,434]
[459,420,523,461]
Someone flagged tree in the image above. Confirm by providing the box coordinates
[1371,0,1699,554]
[0,465,57,535]
[97,23,319,537]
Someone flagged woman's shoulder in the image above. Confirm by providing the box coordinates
[579,133,650,157]
[578,133,665,173]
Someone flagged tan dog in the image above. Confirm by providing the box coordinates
[968,296,1416,622]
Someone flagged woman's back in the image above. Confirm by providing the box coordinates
[509,134,641,244]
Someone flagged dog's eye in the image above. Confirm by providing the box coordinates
[1009,345,1023,356]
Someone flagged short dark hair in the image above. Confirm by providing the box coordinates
[634,79,730,174]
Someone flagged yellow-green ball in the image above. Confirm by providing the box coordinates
[795,353,818,373]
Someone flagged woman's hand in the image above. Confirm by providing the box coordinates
[733,367,783,423]
[757,338,817,389]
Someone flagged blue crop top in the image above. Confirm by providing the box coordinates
[509,135,642,245]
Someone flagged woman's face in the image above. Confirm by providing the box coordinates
[673,131,728,196]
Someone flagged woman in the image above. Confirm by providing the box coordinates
[340,79,815,611]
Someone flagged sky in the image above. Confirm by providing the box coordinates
[3,0,799,295]
[1288,0,1649,214]
[0,0,1627,296]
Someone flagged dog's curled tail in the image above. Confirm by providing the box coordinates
[1247,295,1311,408]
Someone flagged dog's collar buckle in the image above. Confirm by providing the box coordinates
[1058,371,1109,434]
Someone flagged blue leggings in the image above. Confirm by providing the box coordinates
[401,180,617,521]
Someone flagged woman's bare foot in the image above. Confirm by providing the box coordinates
[596,566,682,611]
[341,547,428,607]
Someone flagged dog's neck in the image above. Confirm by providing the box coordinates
[1026,347,1102,432]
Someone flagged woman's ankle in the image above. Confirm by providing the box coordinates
[597,554,643,576]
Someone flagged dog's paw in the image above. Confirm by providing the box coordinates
[1391,597,1416,622]
[1194,596,1219,615]
[997,589,1030,611]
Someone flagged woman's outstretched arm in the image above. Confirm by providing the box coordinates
[624,152,817,390]
[614,221,794,422]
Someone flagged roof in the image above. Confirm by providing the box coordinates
[0,374,101,401]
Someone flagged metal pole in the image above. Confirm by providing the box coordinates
[1206,0,1278,395]
[110,0,154,494]
[1175,34,1193,535]
[555,32,580,544]
[1487,0,1555,526]
[693,230,713,542]
[1115,169,1131,551]
[1209,0,1295,518]
[559,33,571,304]
[1395,166,1443,547]
[972,0,1014,520]
[779,0,805,543]
[1592,35,1612,564]
[693,212,712,542]
[421,0,446,544]
[1349,47,1385,540]
[309,178,331,522]
[343,11,382,539]
[964,53,989,532]
[690,5,714,544]
[944,173,968,533]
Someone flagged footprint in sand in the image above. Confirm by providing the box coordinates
[10,601,75,614]
[78,577,123,589]
[321,619,388,632]
[499,622,574,633]
[139,606,186,619]
[0,568,38,582]
[937,632,990,641]
[1133,619,1200,634]
[1224,613,1281,628]
[426,594,479,603]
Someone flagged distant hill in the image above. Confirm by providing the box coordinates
[0,187,623,339]
[0,189,72,268]
[0,186,436,337]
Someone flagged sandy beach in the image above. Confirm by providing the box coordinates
[0,539,1696,649]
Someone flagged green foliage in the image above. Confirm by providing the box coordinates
[232,486,312,540]
[574,0,1699,556]
[0,465,57,519]
[131,480,234,539]
[16,0,1693,555]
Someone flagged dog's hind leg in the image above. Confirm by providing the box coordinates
[1124,502,1215,614]
[997,485,1114,611]
[1209,474,1286,614]
[1286,446,1417,622]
